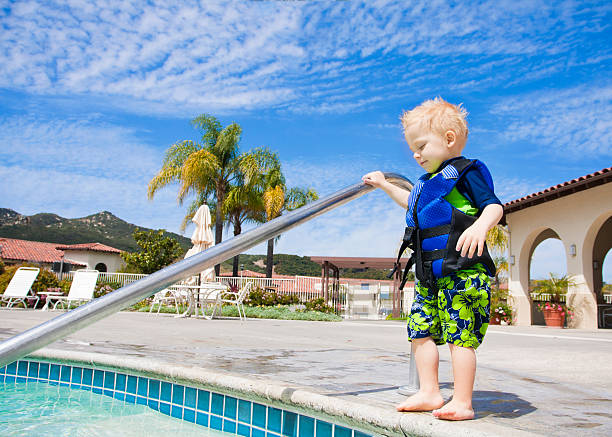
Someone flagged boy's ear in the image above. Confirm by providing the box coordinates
[445,130,456,148]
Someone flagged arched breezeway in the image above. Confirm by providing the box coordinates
[504,168,611,329]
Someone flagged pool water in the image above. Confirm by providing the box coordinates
[0,381,230,436]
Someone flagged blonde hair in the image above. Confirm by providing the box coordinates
[401,97,469,141]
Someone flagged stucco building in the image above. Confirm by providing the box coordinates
[504,167,611,329]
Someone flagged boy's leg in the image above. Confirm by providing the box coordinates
[396,336,444,411]
[432,344,475,420]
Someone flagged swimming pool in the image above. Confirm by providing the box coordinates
[1,359,373,437]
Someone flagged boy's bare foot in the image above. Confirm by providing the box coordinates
[432,399,474,420]
[396,391,444,412]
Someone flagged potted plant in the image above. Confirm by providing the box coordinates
[532,273,575,328]
[490,286,512,325]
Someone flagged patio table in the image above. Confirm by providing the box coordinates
[40,291,65,311]
[173,283,228,320]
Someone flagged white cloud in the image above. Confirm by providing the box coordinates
[490,85,612,157]
[0,1,608,115]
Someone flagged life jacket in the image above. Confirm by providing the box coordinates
[392,158,497,290]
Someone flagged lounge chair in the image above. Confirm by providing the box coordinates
[1,267,40,309]
[210,281,252,321]
[49,269,99,310]
[149,288,181,315]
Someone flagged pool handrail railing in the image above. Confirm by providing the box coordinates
[0,173,412,368]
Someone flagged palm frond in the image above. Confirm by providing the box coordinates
[178,149,220,203]
[264,185,285,220]
[191,114,222,147]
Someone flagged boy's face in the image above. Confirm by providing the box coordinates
[404,123,460,173]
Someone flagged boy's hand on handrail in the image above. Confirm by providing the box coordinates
[363,171,410,209]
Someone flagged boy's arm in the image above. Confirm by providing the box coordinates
[362,171,410,208]
[456,203,503,258]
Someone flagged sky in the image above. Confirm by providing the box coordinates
[0,0,610,281]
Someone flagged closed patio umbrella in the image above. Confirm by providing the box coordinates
[184,204,215,282]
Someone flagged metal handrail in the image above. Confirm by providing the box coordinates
[0,173,412,367]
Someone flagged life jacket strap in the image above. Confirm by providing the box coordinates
[422,249,445,262]
[421,224,451,239]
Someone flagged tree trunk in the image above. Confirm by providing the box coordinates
[266,238,274,278]
[214,185,225,277]
[232,219,241,277]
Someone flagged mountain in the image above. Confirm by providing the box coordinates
[0,208,191,252]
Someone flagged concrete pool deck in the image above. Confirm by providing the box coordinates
[1,311,611,436]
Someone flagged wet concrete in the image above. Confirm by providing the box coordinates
[1,311,611,436]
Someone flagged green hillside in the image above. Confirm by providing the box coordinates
[0,208,191,252]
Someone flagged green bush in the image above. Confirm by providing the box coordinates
[0,264,60,295]
[243,286,300,307]
[304,297,335,314]
[0,261,5,275]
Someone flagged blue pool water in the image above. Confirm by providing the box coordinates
[1,360,372,437]
[0,381,228,436]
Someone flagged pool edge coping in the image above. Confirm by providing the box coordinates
[23,348,539,437]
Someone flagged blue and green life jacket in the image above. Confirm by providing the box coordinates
[393,158,497,290]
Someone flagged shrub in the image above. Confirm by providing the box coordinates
[243,286,300,307]
[0,261,4,275]
[304,297,335,314]
[0,264,60,295]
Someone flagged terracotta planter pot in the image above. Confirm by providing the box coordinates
[542,307,565,328]
[489,315,502,325]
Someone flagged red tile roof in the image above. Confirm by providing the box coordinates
[0,238,84,266]
[503,166,612,219]
[55,242,122,254]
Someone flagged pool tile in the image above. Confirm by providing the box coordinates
[268,407,282,433]
[81,368,93,386]
[125,394,136,404]
[298,416,314,437]
[238,399,251,423]
[184,387,196,409]
[223,419,237,434]
[126,375,138,395]
[196,412,209,427]
[104,371,115,390]
[238,423,250,436]
[252,429,266,437]
[0,365,5,375]
[93,369,104,388]
[137,377,148,397]
[184,408,195,423]
[115,373,126,392]
[5,375,15,383]
[316,420,332,437]
[38,363,49,380]
[17,361,28,377]
[171,404,183,419]
[28,361,39,378]
[211,393,224,415]
[210,415,223,430]
[253,403,267,428]
[137,396,148,406]
[160,381,172,403]
[92,387,102,394]
[114,392,126,402]
[6,362,17,376]
[282,411,298,437]
[267,432,282,437]
[71,367,82,385]
[159,402,171,415]
[148,379,159,399]
[172,384,184,405]
[334,424,351,437]
[148,399,159,411]
[225,396,237,419]
[197,390,210,412]
[50,364,61,382]
[60,365,71,384]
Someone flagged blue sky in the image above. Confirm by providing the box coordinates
[0,1,610,280]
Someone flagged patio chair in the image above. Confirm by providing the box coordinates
[49,269,99,310]
[211,281,252,321]
[1,267,40,309]
[149,288,181,315]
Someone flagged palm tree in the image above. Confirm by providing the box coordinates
[534,273,576,304]
[222,148,279,276]
[262,167,318,278]
[148,114,261,275]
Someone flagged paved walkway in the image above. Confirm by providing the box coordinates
[2,311,612,436]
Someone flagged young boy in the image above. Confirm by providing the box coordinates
[362,97,503,421]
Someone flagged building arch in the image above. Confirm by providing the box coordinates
[94,262,108,273]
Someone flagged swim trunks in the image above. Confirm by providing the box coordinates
[406,263,491,349]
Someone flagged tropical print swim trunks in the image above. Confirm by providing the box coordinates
[406,263,491,349]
